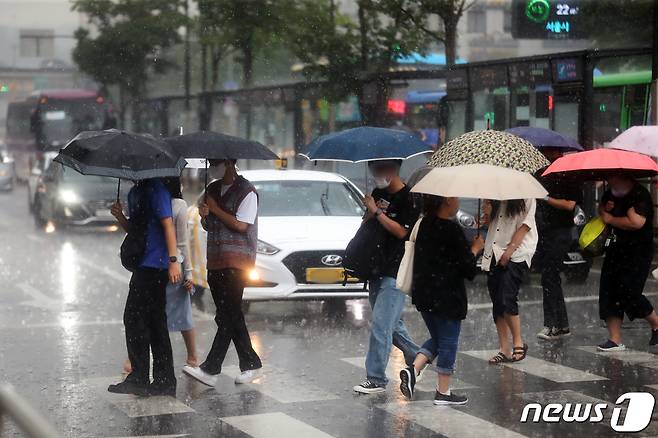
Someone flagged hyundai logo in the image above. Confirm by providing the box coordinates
[321,254,343,266]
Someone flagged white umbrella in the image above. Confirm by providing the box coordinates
[411,163,548,200]
[606,126,658,158]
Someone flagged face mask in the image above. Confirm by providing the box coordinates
[611,186,631,197]
[374,176,390,189]
[209,163,226,180]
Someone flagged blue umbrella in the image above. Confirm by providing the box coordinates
[300,127,432,162]
[506,127,583,151]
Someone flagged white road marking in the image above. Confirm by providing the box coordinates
[340,356,476,391]
[17,282,60,310]
[220,365,340,404]
[469,292,658,311]
[110,435,190,438]
[84,376,194,418]
[381,400,527,438]
[77,257,130,285]
[221,412,335,438]
[575,345,658,368]
[461,350,608,383]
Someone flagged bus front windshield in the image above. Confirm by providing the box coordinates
[39,98,107,147]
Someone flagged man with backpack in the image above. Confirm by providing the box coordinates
[108,178,181,397]
[351,160,420,394]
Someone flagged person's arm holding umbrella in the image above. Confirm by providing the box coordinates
[544,196,576,212]
[363,195,409,240]
[111,201,130,232]
[204,195,250,233]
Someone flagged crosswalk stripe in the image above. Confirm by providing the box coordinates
[575,346,658,368]
[461,350,608,383]
[221,412,335,438]
[380,400,527,437]
[340,356,477,391]
[110,435,190,438]
[84,377,195,418]
[221,365,340,404]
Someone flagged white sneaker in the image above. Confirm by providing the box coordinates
[537,327,556,340]
[235,368,262,384]
[182,365,218,387]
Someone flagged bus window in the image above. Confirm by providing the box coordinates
[445,100,467,141]
[38,98,106,148]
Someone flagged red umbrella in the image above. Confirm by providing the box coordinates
[541,148,658,180]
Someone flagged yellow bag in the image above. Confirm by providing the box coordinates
[578,217,609,257]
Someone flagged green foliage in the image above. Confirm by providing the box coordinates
[580,0,654,48]
[71,0,187,95]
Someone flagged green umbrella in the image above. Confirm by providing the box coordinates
[428,130,550,173]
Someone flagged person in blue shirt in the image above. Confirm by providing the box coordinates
[108,178,181,397]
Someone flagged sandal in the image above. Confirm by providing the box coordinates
[512,343,528,362]
[488,352,511,364]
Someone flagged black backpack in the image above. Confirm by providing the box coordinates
[120,190,151,272]
[342,218,386,282]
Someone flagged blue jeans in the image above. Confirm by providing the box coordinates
[418,312,461,375]
[365,276,419,386]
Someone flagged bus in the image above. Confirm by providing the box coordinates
[5,89,116,181]
[404,90,445,150]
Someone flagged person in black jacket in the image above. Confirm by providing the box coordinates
[399,194,484,406]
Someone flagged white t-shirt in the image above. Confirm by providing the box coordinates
[220,184,257,224]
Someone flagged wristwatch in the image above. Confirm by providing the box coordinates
[169,256,178,263]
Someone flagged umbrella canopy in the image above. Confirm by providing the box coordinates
[411,164,548,200]
[164,131,279,163]
[428,130,550,172]
[607,126,658,158]
[542,148,658,180]
[300,126,432,162]
[54,129,186,180]
[505,127,583,151]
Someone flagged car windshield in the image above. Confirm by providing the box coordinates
[59,165,116,184]
[252,180,365,217]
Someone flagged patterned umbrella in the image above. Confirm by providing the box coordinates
[428,130,550,173]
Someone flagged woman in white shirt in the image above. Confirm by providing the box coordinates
[481,199,537,364]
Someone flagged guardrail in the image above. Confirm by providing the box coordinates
[0,384,61,438]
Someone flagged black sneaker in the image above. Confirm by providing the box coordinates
[433,391,468,406]
[353,379,386,394]
[399,366,416,400]
[107,380,149,397]
[597,339,626,352]
[649,329,658,347]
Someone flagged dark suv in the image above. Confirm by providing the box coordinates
[33,161,128,229]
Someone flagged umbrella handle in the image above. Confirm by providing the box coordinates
[476,198,481,237]
[116,179,121,203]
[204,159,208,202]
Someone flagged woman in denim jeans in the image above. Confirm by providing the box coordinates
[399,194,484,405]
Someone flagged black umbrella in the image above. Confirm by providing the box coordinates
[164,130,279,193]
[54,129,187,201]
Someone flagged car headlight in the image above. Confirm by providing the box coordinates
[257,240,280,255]
[58,189,80,204]
[457,211,476,228]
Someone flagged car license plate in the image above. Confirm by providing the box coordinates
[305,268,357,284]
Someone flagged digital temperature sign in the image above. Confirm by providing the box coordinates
[512,0,586,39]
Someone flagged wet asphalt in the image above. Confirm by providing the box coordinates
[1,185,658,438]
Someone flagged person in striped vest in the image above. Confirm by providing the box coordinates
[183,159,263,387]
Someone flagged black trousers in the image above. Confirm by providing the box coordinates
[536,227,571,329]
[123,267,176,391]
[200,268,262,375]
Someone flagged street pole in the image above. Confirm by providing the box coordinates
[184,0,191,112]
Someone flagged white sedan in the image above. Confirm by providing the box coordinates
[187,169,368,301]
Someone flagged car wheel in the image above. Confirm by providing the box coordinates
[565,264,590,284]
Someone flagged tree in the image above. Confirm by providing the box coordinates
[196,0,286,136]
[286,0,430,126]
[71,0,187,129]
[394,0,474,66]
[579,0,653,49]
